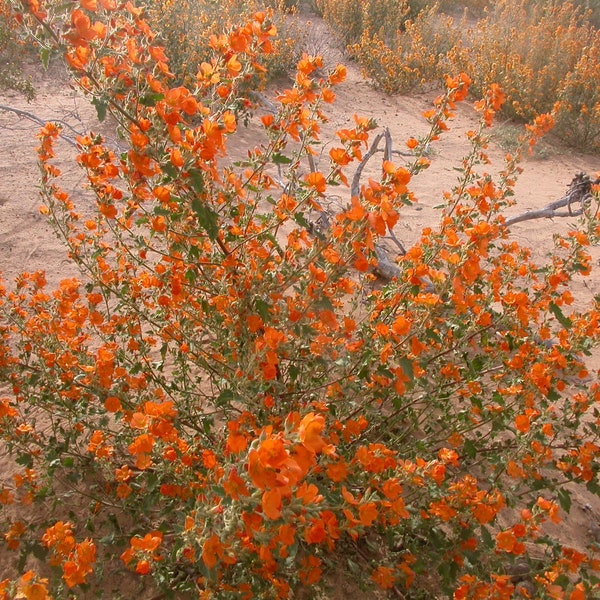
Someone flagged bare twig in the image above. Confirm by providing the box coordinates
[383,126,393,161]
[350,130,385,198]
[0,103,83,147]
[386,229,407,255]
[248,90,277,114]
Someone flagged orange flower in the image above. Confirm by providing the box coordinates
[128,433,155,470]
[226,54,242,76]
[295,482,323,505]
[305,171,327,193]
[391,315,410,336]
[515,414,530,434]
[344,196,366,221]
[15,572,51,600]
[358,502,378,527]
[131,531,162,553]
[42,521,75,557]
[202,534,223,569]
[262,488,283,520]
[298,412,327,454]
[495,530,525,555]
[326,460,348,482]
[371,565,396,590]
[472,503,498,525]
[62,540,96,587]
[298,555,322,585]
[328,64,347,85]
[226,426,248,455]
[248,436,302,491]
[329,147,351,166]
[536,497,561,523]
[304,518,327,544]
[104,396,121,412]
[170,148,184,168]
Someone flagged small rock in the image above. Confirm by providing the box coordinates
[588,522,600,543]
[506,559,531,582]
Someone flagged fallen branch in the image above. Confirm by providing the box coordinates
[505,173,598,226]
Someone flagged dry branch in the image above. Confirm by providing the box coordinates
[0,103,83,147]
[505,173,599,226]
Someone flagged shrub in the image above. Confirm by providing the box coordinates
[0,0,34,99]
[314,0,411,47]
[318,0,600,153]
[455,0,600,151]
[144,0,305,86]
[349,4,461,93]
[554,40,600,152]
[456,1,592,119]
[1,0,600,598]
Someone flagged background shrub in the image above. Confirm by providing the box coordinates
[455,1,592,119]
[349,4,461,93]
[0,0,34,99]
[455,0,600,151]
[553,37,600,152]
[317,0,600,153]
[314,0,411,47]
[144,0,305,86]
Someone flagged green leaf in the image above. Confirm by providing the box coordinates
[469,354,485,374]
[139,92,164,107]
[480,525,494,548]
[547,388,560,402]
[463,439,477,459]
[272,152,292,165]
[217,389,236,406]
[255,298,271,320]
[31,543,48,561]
[162,163,179,180]
[557,488,572,513]
[288,364,300,381]
[587,478,600,495]
[397,357,414,381]
[438,559,459,583]
[40,48,50,70]
[184,268,197,284]
[549,301,572,329]
[192,198,219,241]
[293,212,309,229]
[188,168,205,194]
[16,453,33,468]
[347,558,361,575]
[315,295,334,311]
[92,97,107,122]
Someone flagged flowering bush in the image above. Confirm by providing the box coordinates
[454,1,600,140]
[318,0,600,152]
[0,0,34,99]
[0,1,600,598]
[348,4,460,93]
[144,0,304,86]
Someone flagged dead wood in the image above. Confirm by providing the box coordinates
[0,103,83,148]
[505,172,599,226]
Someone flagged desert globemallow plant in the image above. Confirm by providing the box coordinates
[0,0,598,598]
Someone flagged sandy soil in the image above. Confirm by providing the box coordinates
[0,8,599,597]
